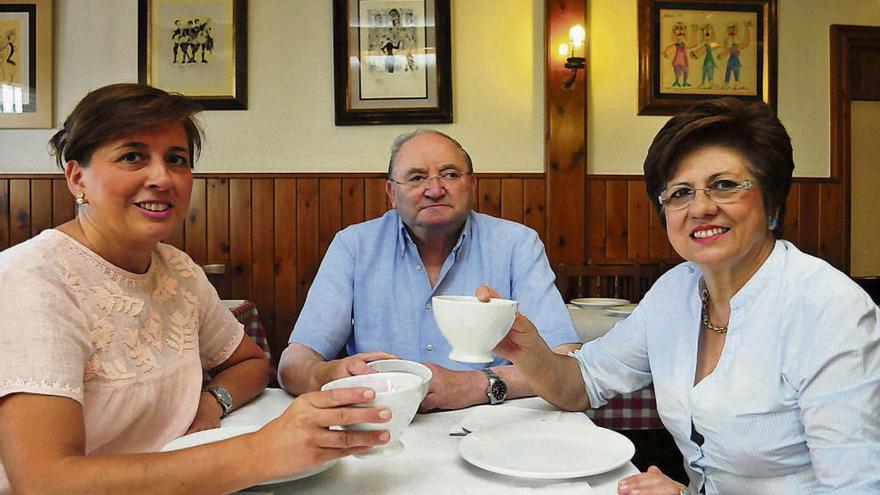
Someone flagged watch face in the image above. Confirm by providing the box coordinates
[490,380,508,401]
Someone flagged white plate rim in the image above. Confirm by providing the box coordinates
[605,304,638,316]
[458,420,634,479]
[570,298,631,308]
[161,425,338,485]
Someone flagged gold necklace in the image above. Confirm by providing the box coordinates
[701,288,728,334]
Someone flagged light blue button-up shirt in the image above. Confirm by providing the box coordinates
[573,240,880,494]
[290,211,578,370]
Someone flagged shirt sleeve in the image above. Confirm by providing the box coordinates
[0,267,92,403]
[791,285,880,494]
[509,228,579,349]
[288,232,356,360]
[190,259,244,371]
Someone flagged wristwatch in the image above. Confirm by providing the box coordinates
[204,385,233,418]
[479,368,508,405]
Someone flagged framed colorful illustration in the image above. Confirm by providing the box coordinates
[637,0,777,115]
[0,0,52,128]
[333,0,452,125]
[138,0,247,110]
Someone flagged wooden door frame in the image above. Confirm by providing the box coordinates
[830,25,880,274]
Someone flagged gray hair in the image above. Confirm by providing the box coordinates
[387,129,474,178]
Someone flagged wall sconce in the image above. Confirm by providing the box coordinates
[559,24,586,90]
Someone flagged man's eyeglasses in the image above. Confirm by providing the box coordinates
[658,178,752,211]
[389,170,470,190]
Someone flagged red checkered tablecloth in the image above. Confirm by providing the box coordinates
[585,385,664,430]
[228,300,278,387]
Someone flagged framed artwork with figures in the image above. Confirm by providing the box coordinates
[333,0,452,125]
[637,0,777,115]
[138,0,247,110]
[0,0,52,128]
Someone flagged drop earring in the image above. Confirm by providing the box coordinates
[75,192,86,205]
[768,217,778,231]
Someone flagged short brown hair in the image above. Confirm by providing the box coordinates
[49,83,203,169]
[642,98,794,238]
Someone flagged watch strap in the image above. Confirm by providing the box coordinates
[204,385,233,418]
[479,368,507,405]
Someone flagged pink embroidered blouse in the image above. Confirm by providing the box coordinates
[0,230,243,491]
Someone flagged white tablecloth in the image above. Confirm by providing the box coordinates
[224,389,638,495]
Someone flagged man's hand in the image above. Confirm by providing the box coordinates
[617,466,688,495]
[418,363,486,412]
[318,351,397,386]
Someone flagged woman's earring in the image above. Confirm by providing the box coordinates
[75,192,86,205]
[768,217,778,231]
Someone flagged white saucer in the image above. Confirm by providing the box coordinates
[570,298,631,309]
[459,420,634,479]
[161,425,338,485]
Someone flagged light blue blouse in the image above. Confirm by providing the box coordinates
[574,240,880,494]
[290,210,578,370]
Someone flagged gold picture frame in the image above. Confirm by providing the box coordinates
[0,0,53,128]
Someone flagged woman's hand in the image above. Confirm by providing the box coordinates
[474,285,550,367]
[618,466,688,495]
[184,392,224,434]
[257,387,391,480]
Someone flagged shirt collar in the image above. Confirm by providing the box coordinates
[395,211,473,258]
[696,239,785,310]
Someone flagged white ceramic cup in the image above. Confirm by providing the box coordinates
[366,359,433,400]
[320,372,423,457]
[431,295,518,363]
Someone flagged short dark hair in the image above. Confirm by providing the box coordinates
[49,83,203,169]
[642,98,794,238]
[387,129,474,178]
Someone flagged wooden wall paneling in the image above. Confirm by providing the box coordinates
[478,178,502,218]
[296,179,320,312]
[9,180,30,247]
[500,178,524,223]
[545,0,587,266]
[586,178,606,261]
[604,180,629,260]
[648,199,670,260]
[782,183,799,244]
[818,182,843,269]
[341,177,365,228]
[796,183,821,257]
[186,179,208,265]
[627,180,651,260]
[29,180,53,237]
[523,178,546,240]
[0,179,8,250]
[364,178,388,221]
[229,179,253,300]
[251,178,276,358]
[273,179,297,360]
[164,216,185,250]
[52,179,75,227]
[206,178,231,298]
[318,178,342,258]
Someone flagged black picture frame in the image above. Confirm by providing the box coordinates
[637,0,777,115]
[0,0,53,128]
[138,0,247,110]
[333,0,452,125]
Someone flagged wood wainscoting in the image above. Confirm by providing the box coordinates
[0,173,843,362]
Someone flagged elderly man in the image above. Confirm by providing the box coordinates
[277,130,579,411]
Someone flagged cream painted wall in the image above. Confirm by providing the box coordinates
[588,0,880,177]
[850,101,880,277]
[0,0,545,173]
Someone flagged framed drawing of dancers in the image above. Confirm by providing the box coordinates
[138,0,247,110]
[637,0,777,115]
[333,0,452,125]
[0,0,52,128]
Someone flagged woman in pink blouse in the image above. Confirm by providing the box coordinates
[0,83,390,494]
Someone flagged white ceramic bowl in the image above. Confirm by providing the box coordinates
[570,297,630,309]
[431,295,518,363]
[367,359,432,400]
[320,372,423,457]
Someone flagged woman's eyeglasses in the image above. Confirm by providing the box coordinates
[389,170,470,190]
[658,178,752,211]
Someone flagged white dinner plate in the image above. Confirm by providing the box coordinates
[605,304,638,317]
[570,298,630,309]
[459,420,634,479]
[161,425,338,485]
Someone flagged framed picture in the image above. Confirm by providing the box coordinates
[138,0,247,110]
[637,0,777,115]
[333,0,452,125]
[0,0,52,128]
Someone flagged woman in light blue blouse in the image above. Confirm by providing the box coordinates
[490,98,880,494]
